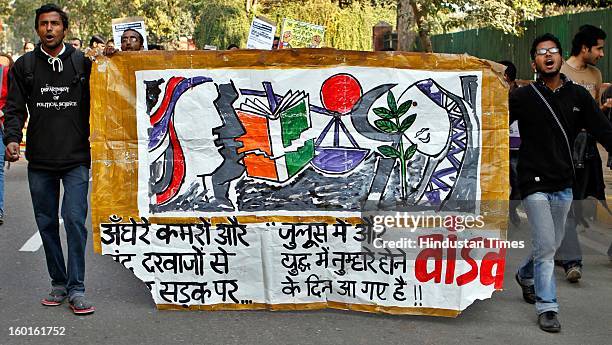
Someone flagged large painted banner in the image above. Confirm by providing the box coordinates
[91,49,509,317]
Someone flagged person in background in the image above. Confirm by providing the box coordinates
[120,29,144,51]
[24,41,35,53]
[88,34,105,51]
[556,24,610,283]
[603,84,612,168]
[69,37,82,50]
[272,36,280,49]
[0,53,13,225]
[106,38,114,50]
[603,84,612,262]
[498,60,521,226]
[227,44,239,50]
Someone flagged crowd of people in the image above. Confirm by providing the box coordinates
[0,3,610,335]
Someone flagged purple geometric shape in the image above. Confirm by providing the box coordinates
[311,147,369,174]
[425,190,441,204]
[416,79,443,107]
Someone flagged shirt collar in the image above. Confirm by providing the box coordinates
[40,43,66,73]
[40,43,66,58]
[535,73,571,92]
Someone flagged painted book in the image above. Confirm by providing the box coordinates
[237,90,314,182]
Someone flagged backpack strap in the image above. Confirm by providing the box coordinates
[69,50,86,85]
[22,51,36,98]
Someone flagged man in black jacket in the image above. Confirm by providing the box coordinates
[510,33,612,333]
[3,4,94,315]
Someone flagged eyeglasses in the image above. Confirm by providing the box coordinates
[535,47,560,55]
[121,37,139,43]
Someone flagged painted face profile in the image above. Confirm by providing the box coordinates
[311,35,322,47]
[369,82,451,157]
[170,81,224,176]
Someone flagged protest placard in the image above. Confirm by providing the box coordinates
[279,18,325,49]
[246,17,276,50]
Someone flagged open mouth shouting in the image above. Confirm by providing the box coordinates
[543,58,557,72]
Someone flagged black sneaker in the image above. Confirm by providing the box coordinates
[538,311,561,333]
[515,273,535,304]
[565,265,582,283]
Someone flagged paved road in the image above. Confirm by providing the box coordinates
[1,161,611,345]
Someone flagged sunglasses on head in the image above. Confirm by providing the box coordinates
[535,47,560,55]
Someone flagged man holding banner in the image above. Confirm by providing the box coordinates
[3,3,95,315]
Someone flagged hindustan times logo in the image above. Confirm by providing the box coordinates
[372,236,525,250]
[372,212,486,233]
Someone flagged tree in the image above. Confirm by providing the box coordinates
[193,0,252,49]
[396,0,416,51]
[4,0,202,52]
[262,0,396,50]
[396,0,543,52]
[540,0,611,16]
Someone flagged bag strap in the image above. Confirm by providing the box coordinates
[70,50,85,82]
[23,51,36,98]
[529,83,575,176]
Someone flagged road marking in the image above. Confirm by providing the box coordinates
[19,231,42,252]
[19,219,63,252]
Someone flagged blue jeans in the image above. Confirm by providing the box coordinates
[555,208,582,269]
[517,188,573,314]
[28,165,89,299]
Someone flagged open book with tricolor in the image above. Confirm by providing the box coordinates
[236,89,314,183]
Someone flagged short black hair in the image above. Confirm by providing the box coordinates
[34,4,68,30]
[571,24,606,56]
[89,34,105,47]
[226,44,239,50]
[497,60,517,81]
[69,37,82,44]
[530,33,562,61]
[122,29,144,45]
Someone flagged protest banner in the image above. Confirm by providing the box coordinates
[278,18,325,49]
[112,16,149,51]
[90,49,509,317]
[246,17,276,50]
